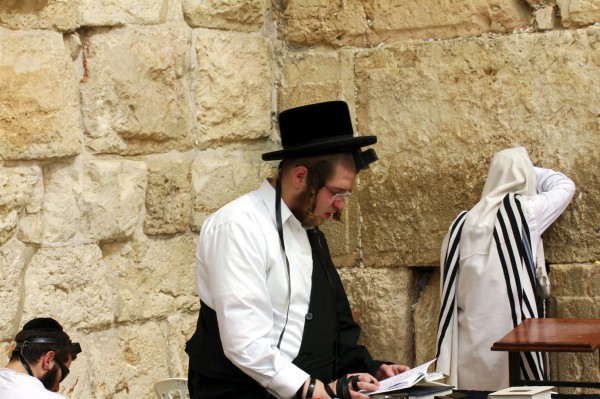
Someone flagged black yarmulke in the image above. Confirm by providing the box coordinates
[22,318,63,332]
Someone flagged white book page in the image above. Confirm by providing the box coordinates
[367,358,437,395]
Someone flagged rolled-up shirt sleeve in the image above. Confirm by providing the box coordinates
[531,167,576,235]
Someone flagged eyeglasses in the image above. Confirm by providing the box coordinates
[325,186,352,202]
[55,360,70,382]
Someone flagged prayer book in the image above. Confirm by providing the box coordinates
[370,382,454,399]
[488,386,554,399]
[367,359,449,396]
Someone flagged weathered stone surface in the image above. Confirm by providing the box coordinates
[547,263,599,298]
[414,270,440,365]
[76,0,167,26]
[80,24,194,155]
[535,4,558,30]
[194,29,272,145]
[191,148,274,230]
[102,235,198,323]
[60,322,173,399]
[355,27,600,267]
[162,312,197,376]
[321,199,360,267]
[21,244,115,329]
[273,0,532,47]
[278,49,357,116]
[0,239,35,338]
[0,28,81,160]
[0,0,78,31]
[340,266,417,365]
[546,263,600,394]
[182,0,265,31]
[80,160,147,242]
[36,162,80,244]
[0,164,42,246]
[165,0,184,22]
[557,0,600,27]
[144,160,192,235]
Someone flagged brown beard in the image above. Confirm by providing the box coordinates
[289,186,342,227]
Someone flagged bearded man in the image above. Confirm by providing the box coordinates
[0,317,81,398]
[186,101,409,399]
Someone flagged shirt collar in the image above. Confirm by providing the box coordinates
[257,179,301,229]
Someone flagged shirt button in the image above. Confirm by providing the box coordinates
[305,313,313,320]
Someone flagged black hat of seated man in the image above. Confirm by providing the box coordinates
[261,101,378,169]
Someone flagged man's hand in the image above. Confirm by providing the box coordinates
[376,364,411,380]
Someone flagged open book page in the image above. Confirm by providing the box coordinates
[367,359,437,396]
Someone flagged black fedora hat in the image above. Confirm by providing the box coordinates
[262,101,377,168]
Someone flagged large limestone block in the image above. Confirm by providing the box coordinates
[0,0,78,31]
[80,24,194,155]
[355,27,600,267]
[144,160,192,235]
[0,164,42,246]
[21,244,115,330]
[102,235,198,323]
[182,0,265,31]
[340,266,417,364]
[0,240,35,339]
[191,148,274,230]
[26,162,80,244]
[81,160,147,241]
[194,29,272,145]
[0,28,81,160]
[273,0,532,47]
[76,0,168,26]
[557,0,600,27]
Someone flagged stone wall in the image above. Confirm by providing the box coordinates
[0,0,598,397]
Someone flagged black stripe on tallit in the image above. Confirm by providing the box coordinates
[496,194,544,382]
[436,212,467,358]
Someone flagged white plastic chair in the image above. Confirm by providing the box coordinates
[154,378,190,399]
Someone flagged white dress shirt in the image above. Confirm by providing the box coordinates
[0,368,67,399]
[195,179,311,399]
[524,167,576,255]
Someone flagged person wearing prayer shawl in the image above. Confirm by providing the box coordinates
[435,147,575,391]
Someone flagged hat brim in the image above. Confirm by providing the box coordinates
[262,135,377,161]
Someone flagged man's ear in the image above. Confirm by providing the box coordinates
[41,351,56,371]
[291,165,308,189]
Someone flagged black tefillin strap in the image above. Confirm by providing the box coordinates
[14,337,82,377]
[275,163,292,350]
[18,353,35,377]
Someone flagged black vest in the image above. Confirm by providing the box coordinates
[185,229,343,398]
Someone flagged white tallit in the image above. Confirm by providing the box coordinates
[435,147,546,390]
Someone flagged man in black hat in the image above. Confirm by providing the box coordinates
[186,101,409,399]
[0,317,82,398]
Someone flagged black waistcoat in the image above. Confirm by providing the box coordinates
[185,229,338,398]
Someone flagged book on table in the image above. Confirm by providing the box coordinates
[367,358,452,398]
[488,386,554,399]
[370,381,454,399]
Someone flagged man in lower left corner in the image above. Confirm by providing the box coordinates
[0,317,82,398]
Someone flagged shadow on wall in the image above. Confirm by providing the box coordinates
[0,0,48,12]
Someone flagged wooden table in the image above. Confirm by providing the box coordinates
[491,318,600,388]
